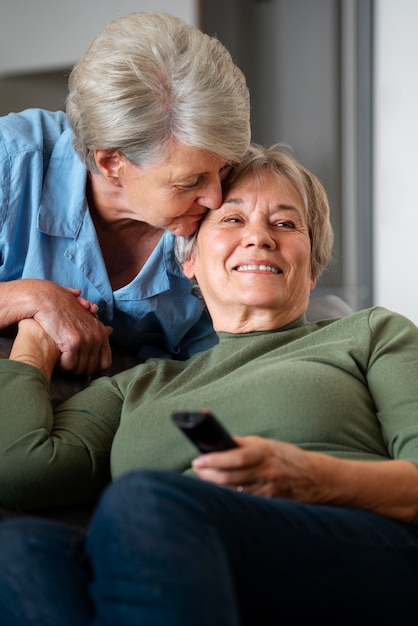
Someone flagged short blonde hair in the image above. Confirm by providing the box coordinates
[66,11,251,173]
[175,143,334,280]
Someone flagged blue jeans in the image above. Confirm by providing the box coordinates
[0,469,418,625]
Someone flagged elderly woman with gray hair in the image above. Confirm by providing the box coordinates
[0,144,417,625]
[0,11,250,375]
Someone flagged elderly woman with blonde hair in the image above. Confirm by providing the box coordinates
[0,144,417,625]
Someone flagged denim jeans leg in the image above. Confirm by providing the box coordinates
[87,470,242,626]
[87,469,418,626]
[0,517,93,626]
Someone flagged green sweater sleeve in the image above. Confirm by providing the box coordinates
[366,308,418,462]
[0,360,123,510]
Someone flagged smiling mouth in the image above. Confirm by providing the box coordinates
[235,264,281,274]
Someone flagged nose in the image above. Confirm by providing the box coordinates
[196,180,223,210]
[241,221,277,249]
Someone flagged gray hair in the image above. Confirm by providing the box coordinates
[66,11,251,173]
[175,143,334,281]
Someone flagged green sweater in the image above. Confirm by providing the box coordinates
[1,307,418,511]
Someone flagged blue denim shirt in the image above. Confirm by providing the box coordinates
[0,109,217,360]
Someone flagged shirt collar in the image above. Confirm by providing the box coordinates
[38,129,88,237]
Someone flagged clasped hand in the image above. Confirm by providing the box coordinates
[10,280,112,375]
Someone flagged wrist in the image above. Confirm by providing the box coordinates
[10,319,60,380]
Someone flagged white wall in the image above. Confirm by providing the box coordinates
[0,0,197,75]
[374,0,418,323]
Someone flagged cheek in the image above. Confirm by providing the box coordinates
[289,240,313,283]
[293,238,312,266]
[185,230,234,280]
[168,193,196,217]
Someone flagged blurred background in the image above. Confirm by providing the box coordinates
[1,0,417,322]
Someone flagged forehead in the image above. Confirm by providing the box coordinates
[223,170,305,210]
[155,140,226,179]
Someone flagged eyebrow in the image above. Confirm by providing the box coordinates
[175,172,205,182]
[223,198,243,205]
[175,163,229,183]
[222,198,302,214]
[275,205,303,215]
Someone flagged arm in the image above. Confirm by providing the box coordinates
[9,318,60,379]
[0,319,122,510]
[0,279,112,374]
[194,310,418,524]
[192,437,418,523]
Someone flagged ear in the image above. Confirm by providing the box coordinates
[310,275,317,291]
[183,258,196,279]
[94,150,123,184]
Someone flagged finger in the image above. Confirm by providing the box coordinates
[192,445,245,470]
[57,321,112,374]
[78,298,99,315]
[96,341,113,372]
[74,297,100,315]
[194,465,252,488]
[64,287,82,297]
[245,480,276,498]
[63,287,100,315]
[69,337,112,375]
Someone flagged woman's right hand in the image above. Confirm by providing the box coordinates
[192,435,418,524]
[192,435,306,498]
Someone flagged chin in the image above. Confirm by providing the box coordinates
[172,223,199,237]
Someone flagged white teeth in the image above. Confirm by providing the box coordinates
[236,264,279,273]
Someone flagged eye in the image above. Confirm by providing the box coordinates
[178,176,203,190]
[221,214,244,224]
[275,220,296,229]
